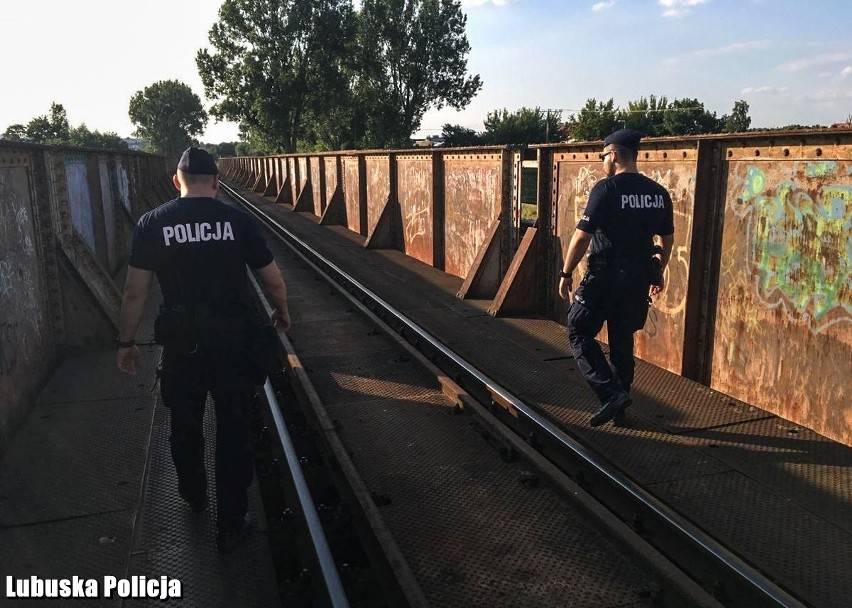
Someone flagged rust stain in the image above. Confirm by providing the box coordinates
[342,156,361,234]
[310,157,323,215]
[324,157,338,208]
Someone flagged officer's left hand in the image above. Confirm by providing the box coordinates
[558,275,573,301]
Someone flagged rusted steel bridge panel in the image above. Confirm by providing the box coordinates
[342,155,363,234]
[324,156,339,204]
[442,152,505,279]
[396,153,434,266]
[310,156,324,216]
[550,145,699,375]
[297,157,308,204]
[365,155,391,238]
[711,141,852,446]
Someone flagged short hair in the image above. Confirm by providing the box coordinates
[178,171,218,187]
[613,145,637,163]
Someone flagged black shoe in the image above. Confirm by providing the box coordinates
[590,392,632,427]
[179,490,208,513]
[217,513,252,553]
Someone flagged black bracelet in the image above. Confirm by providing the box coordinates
[558,270,572,279]
[117,338,135,348]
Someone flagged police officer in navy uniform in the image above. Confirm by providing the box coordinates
[559,129,674,426]
[116,147,291,552]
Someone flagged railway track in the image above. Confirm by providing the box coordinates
[226,180,805,608]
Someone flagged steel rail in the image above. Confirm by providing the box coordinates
[248,273,350,608]
[223,181,804,608]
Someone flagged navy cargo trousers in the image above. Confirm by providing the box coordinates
[566,262,651,404]
[160,345,255,531]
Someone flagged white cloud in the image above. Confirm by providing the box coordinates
[659,0,709,18]
[796,90,852,103]
[662,39,770,65]
[592,1,615,11]
[461,0,513,6]
[740,86,788,95]
[778,53,852,72]
[839,66,852,81]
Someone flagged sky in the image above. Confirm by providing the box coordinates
[0,0,850,144]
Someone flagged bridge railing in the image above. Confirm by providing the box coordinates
[218,130,851,447]
[0,140,172,453]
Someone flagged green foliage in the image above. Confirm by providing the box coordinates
[128,80,207,157]
[482,107,560,145]
[197,0,355,153]
[68,124,129,150]
[565,96,750,141]
[662,98,721,135]
[354,0,482,148]
[2,103,127,150]
[441,123,484,147]
[722,100,751,133]
[618,95,669,137]
[2,124,27,140]
[566,98,621,141]
[23,102,71,144]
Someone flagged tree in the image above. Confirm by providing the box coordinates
[441,123,484,147]
[618,95,669,137]
[197,0,355,153]
[2,124,26,141]
[67,124,128,150]
[722,99,751,133]
[662,98,721,135]
[481,107,559,145]
[353,0,482,148]
[23,102,71,144]
[565,98,621,141]
[128,80,208,157]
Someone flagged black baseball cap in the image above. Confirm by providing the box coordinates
[603,128,642,152]
[177,147,218,175]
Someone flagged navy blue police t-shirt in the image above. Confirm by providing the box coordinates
[577,172,674,262]
[129,197,274,314]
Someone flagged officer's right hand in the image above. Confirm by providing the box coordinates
[271,309,291,333]
[117,345,140,375]
[558,276,573,301]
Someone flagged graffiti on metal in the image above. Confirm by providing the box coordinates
[444,157,501,278]
[731,163,850,334]
[0,167,44,377]
[365,156,390,237]
[713,156,851,446]
[65,153,96,254]
[397,155,433,265]
[115,160,130,212]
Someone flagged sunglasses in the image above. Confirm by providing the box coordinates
[599,151,613,161]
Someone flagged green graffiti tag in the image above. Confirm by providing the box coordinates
[734,165,851,333]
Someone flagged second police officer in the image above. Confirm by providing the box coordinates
[558,129,674,427]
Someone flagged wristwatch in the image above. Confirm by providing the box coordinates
[117,337,135,348]
[558,270,572,279]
